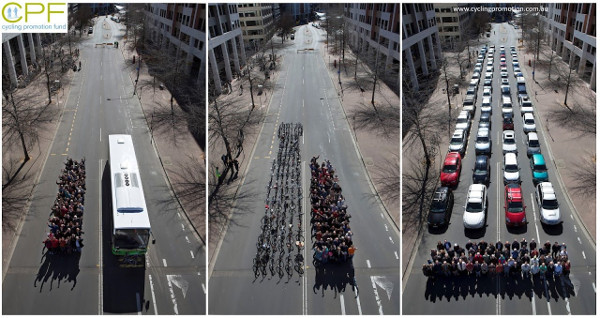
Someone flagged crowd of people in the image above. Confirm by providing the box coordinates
[43,158,86,255]
[423,239,571,280]
[309,156,356,264]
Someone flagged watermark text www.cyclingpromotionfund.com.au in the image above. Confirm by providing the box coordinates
[453,5,548,13]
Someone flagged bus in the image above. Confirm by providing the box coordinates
[108,134,151,267]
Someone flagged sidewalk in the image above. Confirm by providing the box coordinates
[119,40,206,243]
[319,31,400,229]
[2,53,74,275]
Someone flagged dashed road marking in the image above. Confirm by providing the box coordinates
[163,259,168,267]
[201,283,206,294]
[181,224,185,231]
[574,225,578,232]
[384,224,388,231]
[190,250,195,259]
[582,251,586,259]
[577,237,582,245]
[366,260,371,268]
[340,294,346,315]
[388,237,394,244]
[185,236,190,243]
[592,283,596,293]
[370,276,384,315]
[148,274,158,314]
[354,289,362,315]
[394,251,399,260]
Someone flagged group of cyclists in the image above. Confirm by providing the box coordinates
[423,238,571,280]
[43,158,86,255]
[309,156,356,264]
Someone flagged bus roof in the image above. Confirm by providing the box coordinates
[109,135,151,230]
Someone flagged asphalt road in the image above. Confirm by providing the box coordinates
[209,25,400,314]
[402,22,595,315]
[2,17,205,314]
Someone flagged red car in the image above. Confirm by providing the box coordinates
[505,183,527,226]
[440,152,461,187]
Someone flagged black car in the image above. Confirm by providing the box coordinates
[472,155,491,185]
[428,187,454,227]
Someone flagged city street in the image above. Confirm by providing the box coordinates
[2,17,205,314]
[209,24,399,314]
[402,22,595,315]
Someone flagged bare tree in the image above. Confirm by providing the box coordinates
[122,3,146,48]
[548,88,595,137]
[275,12,295,44]
[569,152,596,199]
[2,157,35,232]
[72,4,94,37]
[373,153,400,205]
[2,87,59,184]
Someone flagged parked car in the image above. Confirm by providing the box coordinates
[440,152,462,187]
[472,155,490,185]
[503,153,520,184]
[428,187,454,228]
[449,129,467,156]
[505,183,527,226]
[502,130,518,154]
[522,113,536,132]
[527,132,541,157]
[530,154,549,184]
[503,113,514,130]
[481,97,492,114]
[456,110,471,131]
[519,95,534,114]
[463,184,487,229]
[475,127,491,155]
[535,182,561,225]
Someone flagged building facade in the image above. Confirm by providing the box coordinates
[280,3,312,24]
[401,3,442,91]
[2,33,44,89]
[345,3,400,90]
[540,3,596,90]
[207,3,246,94]
[238,3,275,49]
[145,4,206,84]
[434,3,473,49]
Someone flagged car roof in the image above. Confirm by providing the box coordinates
[505,152,517,161]
[468,184,485,200]
[503,130,515,138]
[477,127,490,136]
[528,132,539,139]
[539,182,557,199]
[475,155,488,165]
[444,152,460,164]
[532,153,545,163]
[506,183,523,201]
[523,113,534,119]
[433,186,450,200]
[452,129,464,137]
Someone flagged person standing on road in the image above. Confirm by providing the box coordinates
[539,262,548,279]
[552,242,560,258]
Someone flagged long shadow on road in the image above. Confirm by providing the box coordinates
[100,161,146,314]
[312,260,357,298]
[34,252,81,292]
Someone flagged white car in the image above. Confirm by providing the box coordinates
[463,184,487,229]
[514,67,521,74]
[500,57,506,63]
[486,66,494,73]
[487,61,493,67]
[501,84,511,96]
[501,78,509,85]
[472,72,481,80]
[456,110,471,131]
[449,129,467,155]
[475,127,491,155]
[503,153,520,184]
[481,97,492,114]
[501,71,508,78]
[502,130,518,154]
[512,57,519,62]
[483,87,492,97]
[519,96,534,114]
[522,113,536,132]
[536,182,561,225]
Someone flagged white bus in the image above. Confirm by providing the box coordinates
[108,134,151,267]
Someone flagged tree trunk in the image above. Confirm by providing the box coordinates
[417,130,431,229]
[9,93,30,162]
[370,52,379,113]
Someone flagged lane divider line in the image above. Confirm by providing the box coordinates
[148,274,158,314]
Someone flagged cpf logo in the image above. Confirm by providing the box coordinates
[2,3,22,22]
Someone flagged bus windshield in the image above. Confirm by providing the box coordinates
[114,229,150,250]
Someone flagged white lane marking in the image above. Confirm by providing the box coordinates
[394,251,399,260]
[98,159,104,314]
[177,212,181,219]
[181,224,185,231]
[384,224,388,231]
[547,301,552,315]
[201,283,207,294]
[531,289,536,315]
[190,250,195,259]
[388,236,394,244]
[582,251,586,259]
[148,274,158,314]
[592,283,596,293]
[577,237,582,245]
[366,260,371,268]
[166,276,179,314]
[136,292,142,315]
[163,259,168,267]
[185,236,190,243]
[570,214,574,220]
[370,276,384,315]
[340,294,346,315]
[380,213,384,219]
[573,225,578,232]
[531,194,541,243]
[565,298,571,314]
[355,289,362,315]
[100,128,102,142]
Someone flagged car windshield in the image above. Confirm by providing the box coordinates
[507,200,523,212]
[504,137,515,144]
[474,168,487,175]
[525,119,534,125]
[542,199,559,209]
[534,164,547,171]
[466,201,483,212]
[430,200,446,213]
[529,140,540,147]
[505,164,518,172]
[477,136,489,143]
[451,137,462,144]
[443,164,457,173]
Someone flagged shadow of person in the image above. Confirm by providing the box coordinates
[34,251,82,293]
